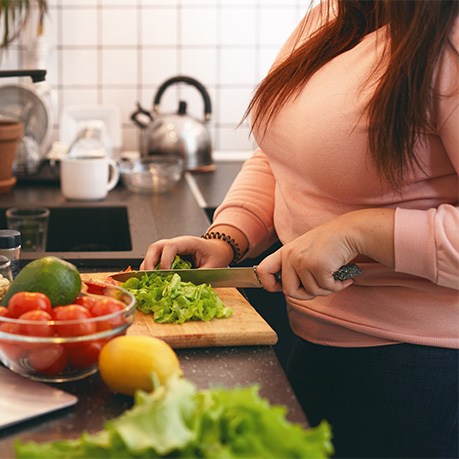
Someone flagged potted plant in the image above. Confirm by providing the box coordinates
[0,0,48,49]
[0,120,23,193]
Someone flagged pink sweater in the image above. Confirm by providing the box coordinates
[210,11,459,348]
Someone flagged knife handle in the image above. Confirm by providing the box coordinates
[272,263,362,283]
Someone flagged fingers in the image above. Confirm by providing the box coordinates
[140,237,198,270]
[140,239,169,270]
[281,266,354,300]
[257,249,354,299]
[256,252,283,292]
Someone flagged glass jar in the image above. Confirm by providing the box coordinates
[0,229,21,278]
[0,255,13,282]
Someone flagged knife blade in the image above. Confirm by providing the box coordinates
[110,263,361,288]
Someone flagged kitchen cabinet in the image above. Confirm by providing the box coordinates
[0,166,308,458]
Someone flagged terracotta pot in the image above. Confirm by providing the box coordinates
[0,120,23,193]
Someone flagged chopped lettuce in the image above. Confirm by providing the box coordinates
[16,376,334,459]
[122,256,232,324]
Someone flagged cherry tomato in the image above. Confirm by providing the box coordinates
[91,298,126,331]
[0,306,10,318]
[0,342,24,361]
[7,292,52,318]
[17,310,54,337]
[67,340,103,369]
[27,344,67,375]
[53,305,96,337]
[74,295,98,311]
[0,323,23,360]
[0,322,19,335]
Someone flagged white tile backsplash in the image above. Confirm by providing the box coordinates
[141,8,178,46]
[141,49,179,89]
[102,49,138,86]
[3,0,307,153]
[180,48,218,86]
[61,49,99,85]
[61,9,98,46]
[219,7,257,46]
[181,8,219,46]
[102,8,138,46]
[219,48,258,86]
[259,7,298,45]
[218,87,254,125]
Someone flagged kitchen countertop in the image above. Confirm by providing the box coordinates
[0,162,308,457]
[0,174,210,270]
[0,161,245,270]
[0,347,306,458]
[188,161,244,209]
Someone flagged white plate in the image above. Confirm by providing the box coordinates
[0,367,78,429]
[59,104,122,150]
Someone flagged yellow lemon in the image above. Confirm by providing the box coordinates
[98,335,183,396]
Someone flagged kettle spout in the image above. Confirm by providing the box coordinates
[130,102,153,129]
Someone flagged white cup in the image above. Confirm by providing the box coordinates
[60,156,120,200]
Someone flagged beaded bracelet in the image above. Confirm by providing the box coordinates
[201,231,245,264]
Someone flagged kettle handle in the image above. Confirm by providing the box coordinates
[153,76,212,121]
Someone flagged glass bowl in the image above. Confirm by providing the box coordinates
[0,284,135,382]
[120,155,184,194]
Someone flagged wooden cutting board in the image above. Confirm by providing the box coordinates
[82,273,277,349]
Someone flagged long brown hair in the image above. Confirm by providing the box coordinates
[246,0,458,188]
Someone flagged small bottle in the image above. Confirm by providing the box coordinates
[0,230,21,278]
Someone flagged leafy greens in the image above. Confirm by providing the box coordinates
[121,256,232,324]
[15,376,334,459]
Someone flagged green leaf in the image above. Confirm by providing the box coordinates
[16,377,333,459]
[122,257,232,324]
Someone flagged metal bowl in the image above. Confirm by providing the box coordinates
[0,284,135,383]
[119,155,184,194]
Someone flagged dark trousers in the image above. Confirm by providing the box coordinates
[286,338,459,459]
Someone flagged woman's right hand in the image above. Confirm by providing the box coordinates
[140,236,234,270]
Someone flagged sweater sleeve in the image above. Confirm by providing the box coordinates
[209,148,278,258]
[394,37,459,289]
[394,204,459,289]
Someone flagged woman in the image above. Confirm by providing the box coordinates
[141,1,458,457]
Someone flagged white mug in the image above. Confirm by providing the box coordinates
[60,156,120,200]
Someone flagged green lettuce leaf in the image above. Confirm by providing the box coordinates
[122,256,232,324]
[15,377,333,459]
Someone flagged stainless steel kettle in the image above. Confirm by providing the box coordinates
[131,76,215,172]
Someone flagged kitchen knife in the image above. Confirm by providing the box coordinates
[111,263,361,288]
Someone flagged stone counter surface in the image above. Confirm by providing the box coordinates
[0,347,307,458]
[0,167,308,458]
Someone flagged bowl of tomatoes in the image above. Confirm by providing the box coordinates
[0,283,135,382]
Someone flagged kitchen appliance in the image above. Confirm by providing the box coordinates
[0,69,52,176]
[111,263,362,287]
[131,75,215,172]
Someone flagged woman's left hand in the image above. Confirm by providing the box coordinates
[256,208,395,300]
